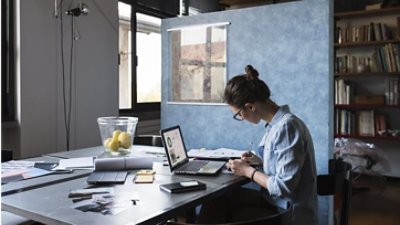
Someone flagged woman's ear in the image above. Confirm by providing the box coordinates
[244,103,256,112]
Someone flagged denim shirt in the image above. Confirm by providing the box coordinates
[257,105,318,225]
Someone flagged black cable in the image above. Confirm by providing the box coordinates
[67,15,74,151]
[60,0,73,151]
[60,3,69,150]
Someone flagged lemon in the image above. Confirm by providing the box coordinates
[107,139,120,151]
[118,132,131,149]
[112,130,122,141]
[103,138,112,148]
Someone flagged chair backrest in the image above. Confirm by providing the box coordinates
[1,149,13,162]
[317,159,352,225]
[134,135,163,147]
[166,201,292,225]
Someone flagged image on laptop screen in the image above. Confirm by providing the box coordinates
[162,127,188,168]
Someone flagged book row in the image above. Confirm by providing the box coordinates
[335,21,396,43]
[335,79,353,105]
[335,109,387,137]
[335,44,400,73]
[334,78,399,105]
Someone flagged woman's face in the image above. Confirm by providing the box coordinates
[230,104,261,124]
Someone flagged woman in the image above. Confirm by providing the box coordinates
[200,65,318,225]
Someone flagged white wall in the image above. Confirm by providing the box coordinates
[10,0,119,158]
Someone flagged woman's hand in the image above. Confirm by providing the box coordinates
[241,151,263,166]
[227,159,254,177]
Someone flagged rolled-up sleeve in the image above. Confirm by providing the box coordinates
[266,119,305,198]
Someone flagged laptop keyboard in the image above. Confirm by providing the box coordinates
[177,160,208,172]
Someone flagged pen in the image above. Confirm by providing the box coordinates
[247,141,253,156]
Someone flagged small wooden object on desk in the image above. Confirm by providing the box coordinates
[134,170,155,183]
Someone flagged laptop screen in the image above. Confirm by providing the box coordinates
[160,126,188,168]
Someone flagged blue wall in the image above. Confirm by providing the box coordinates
[161,1,333,224]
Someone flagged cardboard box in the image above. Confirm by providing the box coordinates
[354,95,385,105]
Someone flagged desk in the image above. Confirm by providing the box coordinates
[2,171,247,225]
[2,148,249,225]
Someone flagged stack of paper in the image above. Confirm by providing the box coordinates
[1,160,53,183]
[188,148,245,159]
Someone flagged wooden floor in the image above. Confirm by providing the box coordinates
[349,174,400,225]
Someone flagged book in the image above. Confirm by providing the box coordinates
[358,110,375,136]
[376,115,387,134]
[398,17,400,39]
[159,180,206,193]
[374,23,382,41]
[354,95,385,105]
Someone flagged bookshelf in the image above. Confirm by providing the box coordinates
[334,3,400,142]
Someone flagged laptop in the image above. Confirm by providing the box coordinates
[160,126,225,175]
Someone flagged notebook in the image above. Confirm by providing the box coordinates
[160,180,206,193]
[86,171,127,184]
[160,126,225,175]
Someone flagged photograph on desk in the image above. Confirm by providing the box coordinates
[69,187,140,215]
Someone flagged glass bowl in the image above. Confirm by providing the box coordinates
[97,117,138,155]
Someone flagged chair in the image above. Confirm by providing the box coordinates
[134,135,163,147]
[317,158,352,225]
[165,201,292,225]
[2,149,13,162]
[1,211,33,225]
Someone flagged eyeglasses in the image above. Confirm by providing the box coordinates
[233,108,244,121]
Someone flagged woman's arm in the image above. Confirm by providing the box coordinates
[227,159,269,189]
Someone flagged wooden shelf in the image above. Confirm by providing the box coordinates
[334,134,400,141]
[335,104,400,110]
[334,39,400,47]
[334,6,400,19]
[334,72,400,78]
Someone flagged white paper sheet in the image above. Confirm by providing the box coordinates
[188,148,245,159]
[53,157,94,170]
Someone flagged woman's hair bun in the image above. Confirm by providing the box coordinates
[244,65,259,80]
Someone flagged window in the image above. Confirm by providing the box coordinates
[169,23,228,104]
[118,2,163,115]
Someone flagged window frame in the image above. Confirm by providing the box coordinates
[118,1,172,118]
[1,0,16,122]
